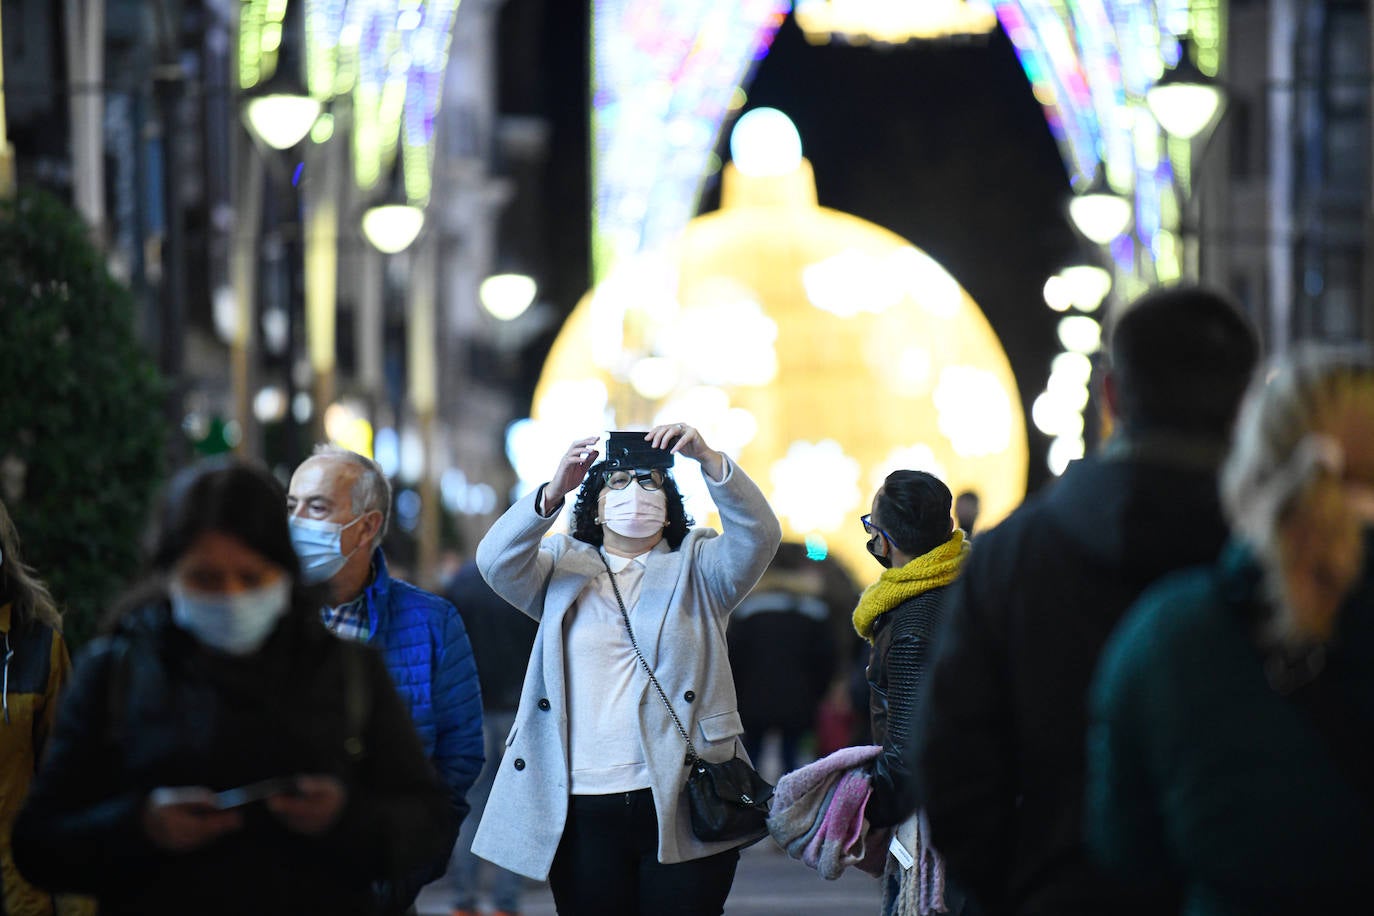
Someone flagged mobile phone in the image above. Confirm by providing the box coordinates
[213,777,298,809]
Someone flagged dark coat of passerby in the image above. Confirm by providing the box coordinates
[729,541,837,775]
[1088,347,1374,914]
[446,560,537,916]
[916,286,1261,916]
[12,461,456,916]
[856,470,971,916]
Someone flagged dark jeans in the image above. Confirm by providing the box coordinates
[549,788,740,916]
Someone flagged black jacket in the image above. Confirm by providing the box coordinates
[729,582,837,734]
[865,585,948,828]
[917,443,1229,916]
[446,561,536,713]
[12,602,456,916]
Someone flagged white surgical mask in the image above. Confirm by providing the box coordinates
[602,485,668,539]
[288,515,366,584]
[170,577,292,655]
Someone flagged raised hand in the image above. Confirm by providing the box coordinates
[545,436,601,511]
[647,423,724,481]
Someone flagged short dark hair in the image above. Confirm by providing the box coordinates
[569,461,694,549]
[153,460,301,576]
[873,470,953,558]
[107,459,327,630]
[1106,285,1260,436]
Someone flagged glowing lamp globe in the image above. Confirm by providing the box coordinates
[1147,47,1223,140]
[1068,190,1132,244]
[243,93,323,151]
[521,112,1027,581]
[361,204,425,254]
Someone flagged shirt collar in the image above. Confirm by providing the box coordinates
[600,546,650,574]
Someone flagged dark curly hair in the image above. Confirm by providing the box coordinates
[569,461,694,549]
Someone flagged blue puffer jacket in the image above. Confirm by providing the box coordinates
[362,549,483,901]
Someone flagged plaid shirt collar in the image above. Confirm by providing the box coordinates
[320,564,375,642]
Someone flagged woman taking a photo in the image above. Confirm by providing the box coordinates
[12,460,455,915]
[472,424,781,916]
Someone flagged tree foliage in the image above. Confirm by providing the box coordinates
[0,188,167,647]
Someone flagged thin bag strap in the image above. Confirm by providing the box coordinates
[598,552,700,763]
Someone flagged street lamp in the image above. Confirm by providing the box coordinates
[1067,168,1133,244]
[240,0,320,154]
[243,90,322,151]
[1147,41,1224,141]
[362,203,425,254]
[480,273,538,320]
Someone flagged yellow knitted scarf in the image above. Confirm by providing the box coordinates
[852,530,968,642]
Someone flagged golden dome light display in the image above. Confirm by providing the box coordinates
[510,111,1027,581]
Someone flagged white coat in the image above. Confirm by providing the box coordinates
[471,458,782,880]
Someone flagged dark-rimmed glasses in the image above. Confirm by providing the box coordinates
[860,513,893,543]
[603,468,667,492]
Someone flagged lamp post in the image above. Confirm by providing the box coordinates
[362,159,434,582]
[1148,39,1226,282]
[239,2,322,465]
[0,5,12,198]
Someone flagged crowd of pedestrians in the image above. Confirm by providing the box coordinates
[4,283,1374,916]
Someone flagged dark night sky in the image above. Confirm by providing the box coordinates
[507,7,1080,494]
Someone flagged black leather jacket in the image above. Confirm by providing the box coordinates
[865,585,949,828]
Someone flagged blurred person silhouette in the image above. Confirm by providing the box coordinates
[473,424,781,916]
[444,559,538,916]
[1088,346,1374,914]
[855,471,971,916]
[917,285,1260,916]
[954,491,980,538]
[288,445,483,912]
[728,541,836,778]
[0,499,90,916]
[11,460,456,915]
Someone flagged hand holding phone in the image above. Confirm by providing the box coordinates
[213,777,300,809]
[265,774,347,835]
[143,786,244,851]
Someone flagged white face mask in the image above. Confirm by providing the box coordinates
[288,515,366,584]
[602,484,668,539]
[170,578,292,655]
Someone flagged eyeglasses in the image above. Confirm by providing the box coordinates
[603,468,667,492]
[860,513,893,542]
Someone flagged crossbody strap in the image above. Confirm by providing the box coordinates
[598,552,700,765]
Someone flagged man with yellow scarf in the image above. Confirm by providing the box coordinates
[855,470,972,916]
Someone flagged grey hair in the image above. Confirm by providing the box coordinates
[1220,345,1374,643]
[312,443,391,547]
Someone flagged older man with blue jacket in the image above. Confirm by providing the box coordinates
[288,445,483,915]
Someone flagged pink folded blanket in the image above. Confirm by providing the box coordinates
[767,745,886,881]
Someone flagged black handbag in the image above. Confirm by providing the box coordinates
[599,554,773,842]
